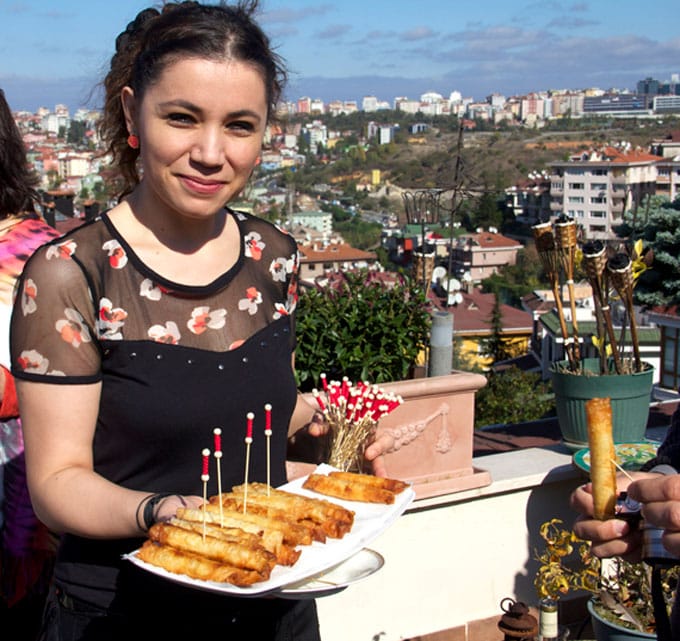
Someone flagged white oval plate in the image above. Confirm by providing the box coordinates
[124,464,413,596]
[276,548,384,599]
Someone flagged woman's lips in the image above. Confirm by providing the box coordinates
[179,175,226,195]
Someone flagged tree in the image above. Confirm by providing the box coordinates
[479,293,515,363]
[474,367,554,428]
[614,195,680,307]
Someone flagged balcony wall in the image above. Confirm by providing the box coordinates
[286,371,672,641]
[314,445,585,641]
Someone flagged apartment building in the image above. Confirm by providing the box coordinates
[548,145,659,240]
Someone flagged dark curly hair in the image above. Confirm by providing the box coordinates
[0,88,39,217]
[98,0,287,197]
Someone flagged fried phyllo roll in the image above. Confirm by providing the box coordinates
[137,540,266,586]
[328,470,410,494]
[174,507,300,565]
[231,482,355,527]
[303,473,396,504]
[200,503,313,546]
[147,523,276,575]
[586,397,617,520]
[214,496,327,543]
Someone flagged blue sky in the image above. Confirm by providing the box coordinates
[0,0,677,112]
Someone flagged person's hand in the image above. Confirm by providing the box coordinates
[363,431,397,478]
[305,410,327,437]
[569,472,650,560]
[627,473,680,558]
[153,494,204,524]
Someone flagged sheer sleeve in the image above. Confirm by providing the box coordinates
[10,241,102,383]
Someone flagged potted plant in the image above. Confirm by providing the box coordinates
[532,216,655,449]
[294,269,432,391]
[534,518,679,640]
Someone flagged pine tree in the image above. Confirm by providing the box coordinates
[615,195,680,307]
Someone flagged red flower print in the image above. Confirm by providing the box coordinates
[55,308,92,348]
[244,231,265,261]
[102,239,128,269]
[187,306,227,335]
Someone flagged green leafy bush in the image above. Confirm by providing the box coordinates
[294,270,431,391]
[474,366,554,428]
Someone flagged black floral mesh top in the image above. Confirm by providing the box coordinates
[9,208,300,608]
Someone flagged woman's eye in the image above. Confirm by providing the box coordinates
[167,113,195,125]
[228,121,255,134]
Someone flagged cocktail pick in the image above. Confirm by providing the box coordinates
[213,428,223,526]
[264,404,272,497]
[243,412,254,514]
[201,448,210,540]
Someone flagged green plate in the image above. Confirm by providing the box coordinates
[573,441,660,474]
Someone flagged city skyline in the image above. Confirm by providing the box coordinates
[0,0,678,113]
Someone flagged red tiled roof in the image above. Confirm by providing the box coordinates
[438,288,533,335]
[601,146,661,164]
[298,243,377,263]
[461,232,521,249]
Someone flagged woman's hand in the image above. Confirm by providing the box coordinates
[363,431,397,478]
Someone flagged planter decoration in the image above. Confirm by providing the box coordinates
[532,216,655,446]
[534,519,678,641]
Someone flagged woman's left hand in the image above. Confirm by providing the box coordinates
[363,432,396,477]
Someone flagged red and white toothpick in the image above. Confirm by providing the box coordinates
[243,412,254,513]
[201,448,210,539]
[264,404,272,496]
[213,428,223,526]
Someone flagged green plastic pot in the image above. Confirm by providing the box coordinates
[550,358,654,450]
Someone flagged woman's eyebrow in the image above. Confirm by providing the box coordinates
[157,100,263,123]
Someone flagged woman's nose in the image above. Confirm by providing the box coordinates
[190,128,225,167]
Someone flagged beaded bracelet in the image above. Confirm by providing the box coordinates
[140,492,175,532]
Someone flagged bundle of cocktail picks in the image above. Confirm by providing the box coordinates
[312,374,403,472]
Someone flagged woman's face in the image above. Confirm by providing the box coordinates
[122,57,267,222]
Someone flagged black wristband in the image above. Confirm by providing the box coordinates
[142,492,174,531]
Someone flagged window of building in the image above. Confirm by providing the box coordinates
[590,196,607,204]
[568,182,584,189]
[592,169,608,176]
[591,183,607,191]
[589,224,606,233]
[590,210,606,218]
[568,196,584,203]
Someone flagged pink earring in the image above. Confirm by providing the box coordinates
[127,134,140,149]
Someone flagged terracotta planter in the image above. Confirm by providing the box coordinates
[550,359,654,451]
[288,372,492,499]
[587,599,655,641]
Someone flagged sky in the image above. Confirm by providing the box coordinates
[0,0,678,113]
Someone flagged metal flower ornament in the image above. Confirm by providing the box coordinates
[533,215,653,375]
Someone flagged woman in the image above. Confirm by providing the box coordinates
[10,2,388,639]
[0,87,59,631]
